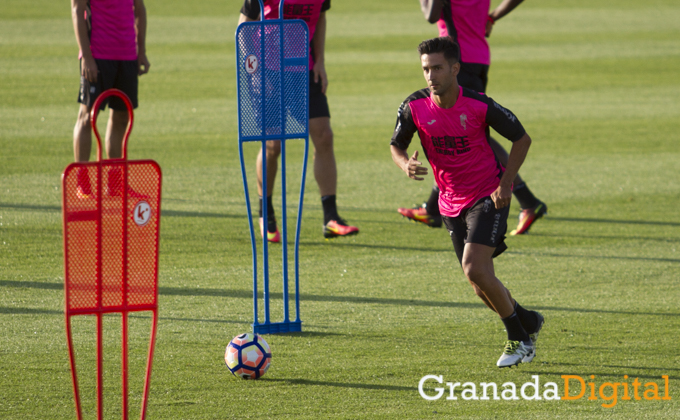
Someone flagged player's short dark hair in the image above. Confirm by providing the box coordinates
[417,37,461,64]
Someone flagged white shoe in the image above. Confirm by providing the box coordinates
[497,340,535,368]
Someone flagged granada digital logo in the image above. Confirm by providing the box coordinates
[418,374,671,408]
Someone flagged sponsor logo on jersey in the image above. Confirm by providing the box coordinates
[493,101,516,123]
[483,198,492,213]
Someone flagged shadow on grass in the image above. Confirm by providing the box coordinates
[539,361,680,373]
[0,306,62,315]
[159,285,483,310]
[0,202,61,212]
[0,304,251,326]
[129,313,251,325]
[299,241,450,253]
[4,202,680,228]
[530,232,680,244]
[506,250,680,264]
[549,216,680,228]
[262,378,415,392]
[3,281,679,317]
[161,210,243,219]
[0,202,244,220]
[523,370,677,381]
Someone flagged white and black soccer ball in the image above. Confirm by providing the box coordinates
[225,333,272,379]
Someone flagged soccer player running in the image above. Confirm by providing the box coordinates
[399,0,547,235]
[71,0,150,197]
[391,37,543,367]
[238,0,359,241]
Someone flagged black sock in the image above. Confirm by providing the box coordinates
[424,186,440,216]
[321,195,340,224]
[514,302,539,334]
[513,182,539,210]
[501,312,530,343]
[258,196,277,232]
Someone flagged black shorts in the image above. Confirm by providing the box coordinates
[457,62,489,93]
[309,71,330,119]
[442,196,509,264]
[77,59,138,111]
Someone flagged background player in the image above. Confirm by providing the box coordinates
[71,0,150,197]
[391,37,543,367]
[239,0,359,241]
[399,0,546,235]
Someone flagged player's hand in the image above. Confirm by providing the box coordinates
[485,19,494,37]
[405,150,428,181]
[312,62,328,94]
[138,53,151,75]
[491,184,512,209]
[81,56,98,82]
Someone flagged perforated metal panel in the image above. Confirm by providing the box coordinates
[62,161,161,314]
[236,20,309,141]
[236,16,309,334]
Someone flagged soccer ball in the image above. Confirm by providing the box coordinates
[225,333,272,379]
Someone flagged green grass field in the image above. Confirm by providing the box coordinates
[2,0,680,418]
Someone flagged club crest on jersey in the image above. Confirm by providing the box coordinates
[460,114,467,130]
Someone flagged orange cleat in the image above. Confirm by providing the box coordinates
[397,205,442,228]
[259,218,280,243]
[510,201,547,235]
[323,218,359,239]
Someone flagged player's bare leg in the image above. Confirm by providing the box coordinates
[74,104,93,162]
[73,104,96,198]
[465,257,516,313]
[461,243,536,367]
[461,243,515,318]
[105,109,129,159]
[255,140,282,242]
[256,140,281,198]
[309,117,336,196]
[309,117,358,238]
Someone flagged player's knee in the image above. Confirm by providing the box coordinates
[111,110,129,127]
[461,259,486,284]
[264,141,281,157]
[462,263,479,282]
[313,128,334,155]
[77,107,91,127]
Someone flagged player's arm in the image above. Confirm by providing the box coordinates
[239,0,260,24]
[392,147,428,181]
[134,0,150,75]
[486,0,524,37]
[484,96,530,209]
[312,12,328,94]
[390,99,427,180]
[492,133,531,209]
[71,0,97,82]
[239,13,256,24]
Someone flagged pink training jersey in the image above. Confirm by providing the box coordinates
[85,0,138,61]
[391,87,525,217]
[437,0,490,65]
[241,0,331,69]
